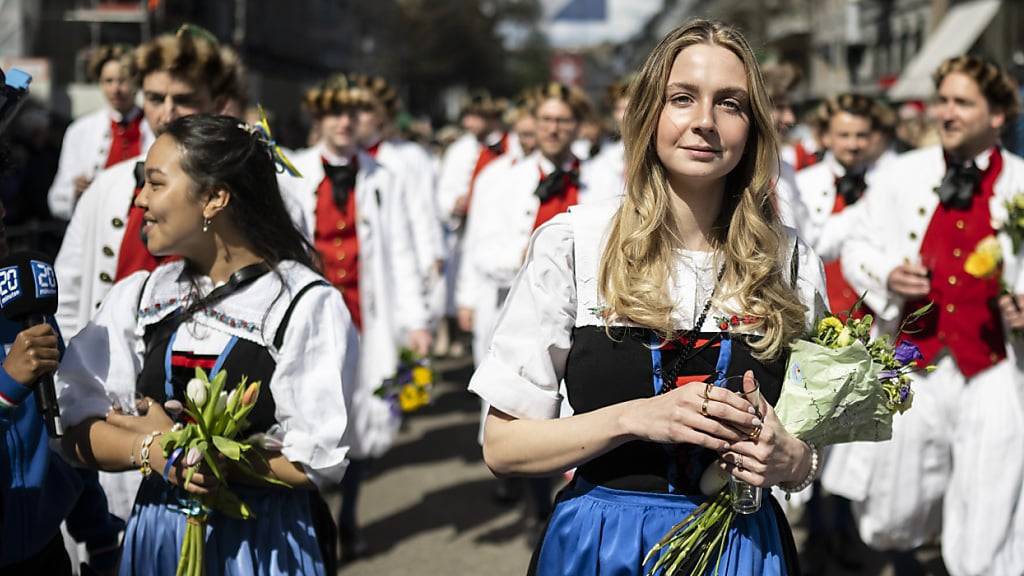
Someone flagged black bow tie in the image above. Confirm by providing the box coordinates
[323,162,357,208]
[133,161,145,190]
[936,161,983,210]
[535,168,579,202]
[486,139,504,156]
[835,170,867,205]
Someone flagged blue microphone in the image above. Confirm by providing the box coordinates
[0,252,61,437]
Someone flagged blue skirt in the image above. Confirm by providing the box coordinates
[120,476,326,576]
[532,479,790,576]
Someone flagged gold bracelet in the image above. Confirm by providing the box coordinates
[139,431,163,477]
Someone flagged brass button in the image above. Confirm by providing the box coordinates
[991,353,1000,363]
[333,238,342,247]
[337,269,347,279]
[336,221,347,231]
[946,304,956,313]
[111,217,124,228]
[938,330,947,339]
[99,272,113,284]
[909,232,918,240]
[336,252,346,262]
[919,207,927,216]
[953,248,962,258]
[816,207,823,214]
[956,220,965,230]
[102,246,115,257]
[948,275,957,285]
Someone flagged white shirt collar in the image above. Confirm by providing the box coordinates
[318,143,356,167]
[109,106,141,124]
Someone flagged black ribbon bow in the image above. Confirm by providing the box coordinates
[323,161,357,209]
[486,139,504,156]
[935,161,982,210]
[534,167,579,202]
[835,169,867,205]
[133,161,145,190]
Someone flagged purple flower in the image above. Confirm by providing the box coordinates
[898,384,911,403]
[879,369,898,380]
[894,341,924,366]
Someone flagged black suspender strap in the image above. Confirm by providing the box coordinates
[273,280,330,349]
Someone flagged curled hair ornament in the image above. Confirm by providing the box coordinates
[239,104,302,177]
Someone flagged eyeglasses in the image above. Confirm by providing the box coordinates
[536,115,577,128]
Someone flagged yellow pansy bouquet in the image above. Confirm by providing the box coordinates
[1001,194,1024,254]
[965,235,1003,279]
[374,348,434,413]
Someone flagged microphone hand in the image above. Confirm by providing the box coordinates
[2,323,59,386]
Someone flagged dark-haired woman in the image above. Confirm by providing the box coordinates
[471,20,827,574]
[56,114,355,576]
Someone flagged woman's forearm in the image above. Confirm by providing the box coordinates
[63,418,143,472]
[482,403,637,477]
[231,452,315,489]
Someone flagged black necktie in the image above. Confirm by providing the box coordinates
[535,168,579,202]
[835,170,867,205]
[133,161,145,190]
[486,139,504,156]
[323,162,357,209]
[935,161,982,210]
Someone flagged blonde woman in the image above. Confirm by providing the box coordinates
[469,19,827,574]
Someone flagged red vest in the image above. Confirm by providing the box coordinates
[794,142,820,171]
[825,192,869,320]
[314,167,362,331]
[465,134,507,214]
[532,163,580,231]
[903,148,1006,378]
[105,115,143,168]
[114,184,162,282]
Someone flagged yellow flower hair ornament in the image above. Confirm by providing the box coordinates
[239,105,302,178]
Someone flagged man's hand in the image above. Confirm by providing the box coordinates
[457,307,474,333]
[3,324,59,386]
[73,175,92,199]
[887,264,931,299]
[408,329,433,357]
[452,194,470,218]
[999,294,1024,331]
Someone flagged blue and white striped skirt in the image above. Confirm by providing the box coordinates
[532,478,791,575]
[120,476,326,576]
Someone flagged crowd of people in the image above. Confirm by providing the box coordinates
[0,15,1022,576]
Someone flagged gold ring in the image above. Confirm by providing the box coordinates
[701,397,710,417]
[704,382,714,400]
[748,425,763,441]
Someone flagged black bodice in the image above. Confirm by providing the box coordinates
[565,326,787,494]
[136,316,280,433]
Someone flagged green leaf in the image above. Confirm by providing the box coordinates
[212,435,243,461]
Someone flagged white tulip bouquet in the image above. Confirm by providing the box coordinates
[162,367,290,576]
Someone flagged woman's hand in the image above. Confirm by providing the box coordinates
[3,323,60,386]
[106,397,174,435]
[718,400,811,488]
[618,379,761,452]
[147,445,222,496]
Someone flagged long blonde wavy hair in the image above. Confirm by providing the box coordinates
[597,19,806,360]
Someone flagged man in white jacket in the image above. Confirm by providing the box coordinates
[48,44,153,220]
[353,74,445,325]
[796,93,881,316]
[826,55,1024,576]
[279,75,431,561]
[52,28,241,525]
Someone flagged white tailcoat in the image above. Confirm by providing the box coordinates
[456,152,618,367]
[279,145,429,458]
[48,107,153,220]
[54,155,143,340]
[826,145,1024,575]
